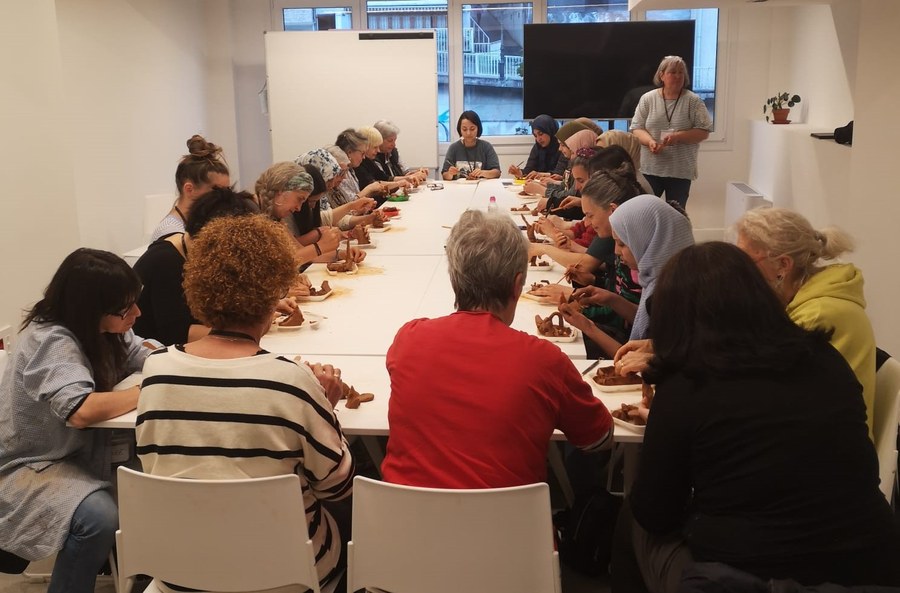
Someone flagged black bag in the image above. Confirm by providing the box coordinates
[554,489,622,576]
[0,549,29,574]
[834,120,854,145]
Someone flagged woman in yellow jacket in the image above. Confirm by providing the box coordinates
[736,207,876,439]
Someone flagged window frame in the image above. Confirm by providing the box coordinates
[272,0,365,31]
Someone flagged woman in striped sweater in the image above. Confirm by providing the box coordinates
[135,214,353,591]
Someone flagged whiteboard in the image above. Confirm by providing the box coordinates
[265,31,438,169]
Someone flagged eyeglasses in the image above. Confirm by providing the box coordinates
[111,302,137,320]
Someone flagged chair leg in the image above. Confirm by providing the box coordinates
[109,550,119,593]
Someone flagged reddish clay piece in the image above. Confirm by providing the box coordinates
[278,308,305,327]
[592,366,642,387]
[352,225,371,245]
[529,255,550,267]
[611,403,646,426]
[309,281,331,296]
[534,311,572,338]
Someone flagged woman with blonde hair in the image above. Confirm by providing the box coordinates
[137,215,353,592]
[735,207,876,438]
[355,126,414,193]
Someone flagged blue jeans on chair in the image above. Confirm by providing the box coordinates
[48,489,118,593]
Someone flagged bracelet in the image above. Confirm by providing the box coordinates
[314,228,323,241]
[313,242,322,256]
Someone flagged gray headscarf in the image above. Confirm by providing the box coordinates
[609,194,694,339]
[295,148,341,183]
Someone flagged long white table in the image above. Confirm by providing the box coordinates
[98,178,644,497]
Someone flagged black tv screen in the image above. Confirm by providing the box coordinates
[523,21,696,120]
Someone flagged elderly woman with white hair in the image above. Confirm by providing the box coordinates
[735,207,876,439]
[630,55,712,210]
[373,120,428,184]
[354,126,413,195]
[333,129,401,207]
[382,210,613,488]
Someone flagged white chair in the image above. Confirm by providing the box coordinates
[347,476,562,593]
[874,357,900,505]
[143,193,175,243]
[115,467,328,593]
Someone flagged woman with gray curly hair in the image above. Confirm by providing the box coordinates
[381,210,613,488]
[735,207,876,438]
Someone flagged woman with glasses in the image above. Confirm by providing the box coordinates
[334,128,409,206]
[0,248,157,593]
[630,56,712,209]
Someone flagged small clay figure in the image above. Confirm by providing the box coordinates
[309,281,331,297]
[278,308,304,327]
[352,225,371,245]
[534,311,572,337]
[529,255,550,267]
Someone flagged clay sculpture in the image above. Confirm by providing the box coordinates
[309,281,331,297]
[278,308,304,327]
[534,311,572,338]
[351,225,371,245]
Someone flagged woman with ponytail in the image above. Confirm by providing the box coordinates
[735,207,876,438]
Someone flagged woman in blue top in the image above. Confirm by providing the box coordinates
[0,249,155,593]
[442,111,501,180]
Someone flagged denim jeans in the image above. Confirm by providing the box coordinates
[48,489,118,593]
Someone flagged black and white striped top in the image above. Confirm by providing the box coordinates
[136,346,353,586]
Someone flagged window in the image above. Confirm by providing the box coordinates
[460,2,532,137]
[546,0,628,24]
[646,9,719,122]
[277,2,723,140]
[366,1,451,140]
[283,7,353,30]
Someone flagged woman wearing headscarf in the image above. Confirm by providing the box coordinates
[509,115,560,178]
[609,194,694,340]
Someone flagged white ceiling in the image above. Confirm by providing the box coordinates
[629,0,832,10]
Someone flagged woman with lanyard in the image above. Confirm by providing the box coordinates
[441,110,501,180]
[149,134,230,241]
[630,55,712,209]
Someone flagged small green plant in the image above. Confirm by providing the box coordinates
[764,92,801,122]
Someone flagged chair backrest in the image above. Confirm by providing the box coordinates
[0,350,7,381]
[347,476,561,593]
[115,467,320,593]
[874,356,900,503]
[143,193,175,242]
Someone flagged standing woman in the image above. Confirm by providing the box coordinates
[630,56,712,209]
[0,249,154,593]
[441,110,501,180]
[150,134,230,241]
[609,194,694,340]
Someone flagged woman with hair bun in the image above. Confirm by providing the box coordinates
[150,134,231,241]
[735,207,876,438]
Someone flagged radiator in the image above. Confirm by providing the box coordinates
[724,181,771,230]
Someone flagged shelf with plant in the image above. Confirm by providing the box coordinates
[764,92,801,124]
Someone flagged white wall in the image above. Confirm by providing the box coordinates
[55,0,210,255]
[846,0,900,354]
[0,1,81,338]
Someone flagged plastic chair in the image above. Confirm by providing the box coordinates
[874,356,900,505]
[115,467,326,593]
[143,193,175,242]
[347,476,562,593]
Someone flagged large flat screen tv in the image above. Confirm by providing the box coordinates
[523,21,696,120]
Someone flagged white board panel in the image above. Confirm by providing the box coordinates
[265,30,438,169]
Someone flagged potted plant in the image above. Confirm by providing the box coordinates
[764,92,801,124]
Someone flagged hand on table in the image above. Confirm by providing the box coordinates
[275,297,299,315]
[307,362,343,408]
[530,283,572,303]
[558,300,593,333]
[339,246,367,263]
[572,285,613,306]
[524,181,546,197]
[508,164,523,178]
[614,339,654,375]
[445,166,460,179]
[351,196,376,213]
